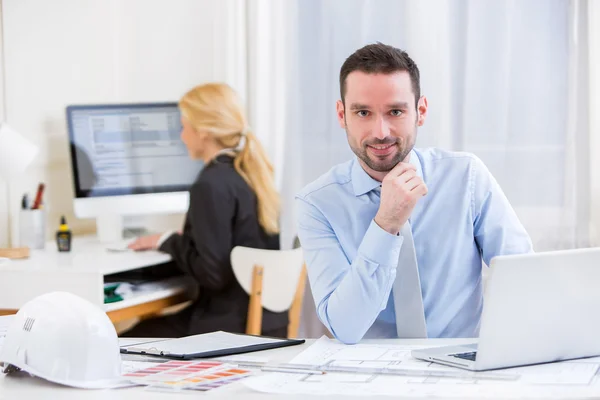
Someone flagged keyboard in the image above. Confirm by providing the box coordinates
[451,351,477,361]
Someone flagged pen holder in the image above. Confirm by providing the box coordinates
[19,209,46,250]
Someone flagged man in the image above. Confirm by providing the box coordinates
[295,43,532,344]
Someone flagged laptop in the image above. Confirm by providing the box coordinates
[411,248,600,371]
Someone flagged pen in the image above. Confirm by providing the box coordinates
[31,183,45,210]
[21,194,28,210]
[261,367,325,375]
[237,362,518,381]
[312,365,517,381]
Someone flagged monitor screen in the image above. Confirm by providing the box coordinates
[66,103,203,198]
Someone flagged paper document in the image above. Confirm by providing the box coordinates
[215,354,270,364]
[0,315,15,352]
[244,337,600,398]
[151,331,283,354]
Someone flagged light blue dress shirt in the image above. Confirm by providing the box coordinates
[295,148,533,344]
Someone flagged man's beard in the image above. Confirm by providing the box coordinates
[348,129,416,173]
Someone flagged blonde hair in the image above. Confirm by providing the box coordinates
[179,83,280,235]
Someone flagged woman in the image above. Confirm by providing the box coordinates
[122,83,287,338]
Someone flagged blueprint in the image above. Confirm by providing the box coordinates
[244,337,600,398]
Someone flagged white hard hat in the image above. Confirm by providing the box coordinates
[0,291,122,388]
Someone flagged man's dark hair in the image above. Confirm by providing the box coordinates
[339,42,421,108]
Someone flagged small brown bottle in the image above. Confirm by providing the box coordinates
[56,216,72,252]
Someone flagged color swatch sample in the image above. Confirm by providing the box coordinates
[123,360,252,392]
[187,374,249,391]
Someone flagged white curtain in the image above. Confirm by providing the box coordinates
[246,0,299,250]
[589,0,600,244]
[249,0,593,337]
[0,3,9,247]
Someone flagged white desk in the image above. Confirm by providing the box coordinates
[0,338,478,400]
[0,236,190,323]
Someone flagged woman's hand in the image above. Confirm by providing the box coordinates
[128,234,163,251]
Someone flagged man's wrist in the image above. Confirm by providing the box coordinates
[373,215,400,236]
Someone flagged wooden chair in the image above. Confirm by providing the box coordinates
[230,246,307,338]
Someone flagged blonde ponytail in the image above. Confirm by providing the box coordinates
[234,131,280,235]
[179,83,280,235]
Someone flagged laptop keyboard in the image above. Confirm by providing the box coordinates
[451,351,477,361]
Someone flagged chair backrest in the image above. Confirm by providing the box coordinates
[231,246,305,313]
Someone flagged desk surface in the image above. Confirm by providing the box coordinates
[0,236,180,310]
[0,236,172,276]
[0,338,475,400]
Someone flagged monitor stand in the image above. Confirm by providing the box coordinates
[95,215,150,242]
[96,214,124,243]
[122,215,150,238]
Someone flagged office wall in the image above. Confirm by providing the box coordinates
[0,0,246,245]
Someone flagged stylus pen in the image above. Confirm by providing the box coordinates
[261,366,325,375]
[239,362,518,381]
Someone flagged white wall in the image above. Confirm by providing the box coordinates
[0,0,245,245]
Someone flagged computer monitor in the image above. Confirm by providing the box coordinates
[66,102,203,242]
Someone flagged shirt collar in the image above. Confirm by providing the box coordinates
[213,153,235,163]
[351,149,423,197]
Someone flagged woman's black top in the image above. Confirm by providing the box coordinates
[160,154,288,334]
